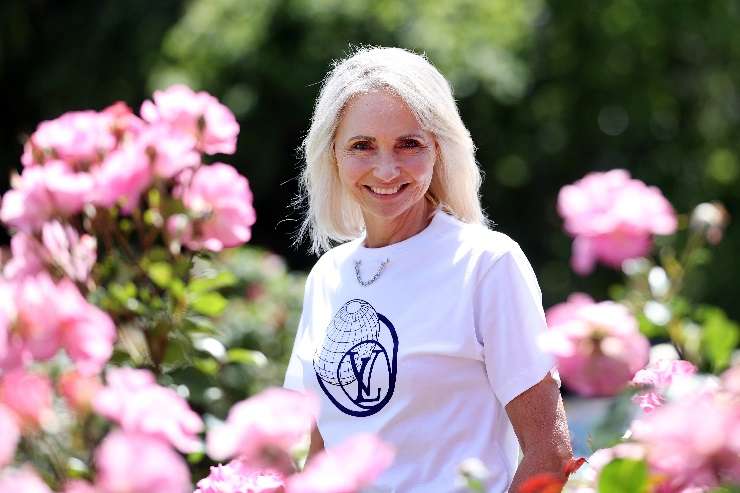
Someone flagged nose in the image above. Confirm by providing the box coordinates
[372,152,400,182]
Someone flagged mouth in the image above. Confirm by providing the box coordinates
[364,183,409,197]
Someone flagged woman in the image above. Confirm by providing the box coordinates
[284,46,572,492]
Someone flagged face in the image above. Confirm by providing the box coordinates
[333,90,436,224]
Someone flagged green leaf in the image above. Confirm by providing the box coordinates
[147,261,173,288]
[188,270,238,293]
[697,306,740,372]
[227,348,268,367]
[110,282,138,305]
[598,459,648,493]
[194,357,220,375]
[190,292,229,317]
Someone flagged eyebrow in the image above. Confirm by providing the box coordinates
[346,133,426,142]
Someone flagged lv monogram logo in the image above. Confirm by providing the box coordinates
[348,348,384,403]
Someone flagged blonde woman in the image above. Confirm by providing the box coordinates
[284,47,572,492]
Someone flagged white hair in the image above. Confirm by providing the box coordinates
[297,46,488,254]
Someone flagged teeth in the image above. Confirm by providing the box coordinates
[370,184,403,195]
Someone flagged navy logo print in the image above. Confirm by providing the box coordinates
[313,299,398,417]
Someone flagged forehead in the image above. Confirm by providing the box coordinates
[335,89,423,138]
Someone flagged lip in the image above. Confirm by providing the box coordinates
[363,183,409,198]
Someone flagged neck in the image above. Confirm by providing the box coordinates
[362,199,436,248]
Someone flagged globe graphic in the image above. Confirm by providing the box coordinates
[313,299,381,386]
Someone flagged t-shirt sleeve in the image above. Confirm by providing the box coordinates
[283,268,316,391]
[474,241,557,407]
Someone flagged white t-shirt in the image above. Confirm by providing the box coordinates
[284,210,556,492]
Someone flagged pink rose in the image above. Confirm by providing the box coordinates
[140,84,239,155]
[91,144,152,213]
[139,125,200,179]
[2,232,45,280]
[13,272,64,361]
[58,370,102,413]
[94,430,191,493]
[721,364,740,395]
[0,466,53,493]
[540,295,649,396]
[195,459,285,493]
[557,169,677,275]
[94,367,203,453]
[207,388,318,462]
[631,392,740,491]
[62,480,99,493]
[55,279,116,375]
[21,110,116,169]
[631,359,697,413]
[173,163,256,252]
[287,434,395,493]
[0,164,93,233]
[41,221,97,282]
[0,368,53,430]
[0,404,20,467]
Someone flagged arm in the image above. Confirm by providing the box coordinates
[506,372,573,492]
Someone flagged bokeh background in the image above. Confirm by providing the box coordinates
[3,1,739,337]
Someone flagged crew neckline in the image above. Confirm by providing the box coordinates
[353,207,447,258]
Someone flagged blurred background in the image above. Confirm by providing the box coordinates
[2,1,739,334]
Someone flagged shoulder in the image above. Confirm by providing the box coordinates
[437,212,520,268]
[306,238,359,279]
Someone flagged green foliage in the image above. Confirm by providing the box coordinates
[597,458,648,493]
[697,306,740,372]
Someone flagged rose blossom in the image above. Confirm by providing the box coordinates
[9,273,115,374]
[94,430,191,493]
[62,480,99,493]
[12,271,63,361]
[0,466,53,493]
[631,359,697,413]
[557,169,677,275]
[0,163,93,233]
[139,125,200,179]
[91,144,152,213]
[287,434,395,493]
[194,459,285,493]
[41,220,97,282]
[55,279,116,375]
[172,163,256,252]
[0,404,20,467]
[206,388,318,462]
[94,367,203,453]
[540,294,650,396]
[58,370,102,413]
[0,368,53,430]
[2,231,45,280]
[140,84,239,155]
[21,110,117,169]
[631,392,740,491]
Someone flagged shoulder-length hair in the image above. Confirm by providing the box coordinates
[297,46,488,254]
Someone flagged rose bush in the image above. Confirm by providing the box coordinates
[519,170,739,493]
[0,86,392,492]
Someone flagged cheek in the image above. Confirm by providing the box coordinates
[337,157,369,186]
[402,153,435,184]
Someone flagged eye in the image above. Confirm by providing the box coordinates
[398,138,422,149]
[350,140,372,151]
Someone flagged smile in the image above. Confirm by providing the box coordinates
[365,183,409,196]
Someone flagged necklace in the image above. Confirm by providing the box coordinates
[354,258,390,286]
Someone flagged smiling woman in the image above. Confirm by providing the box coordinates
[334,90,436,248]
[285,47,573,492]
